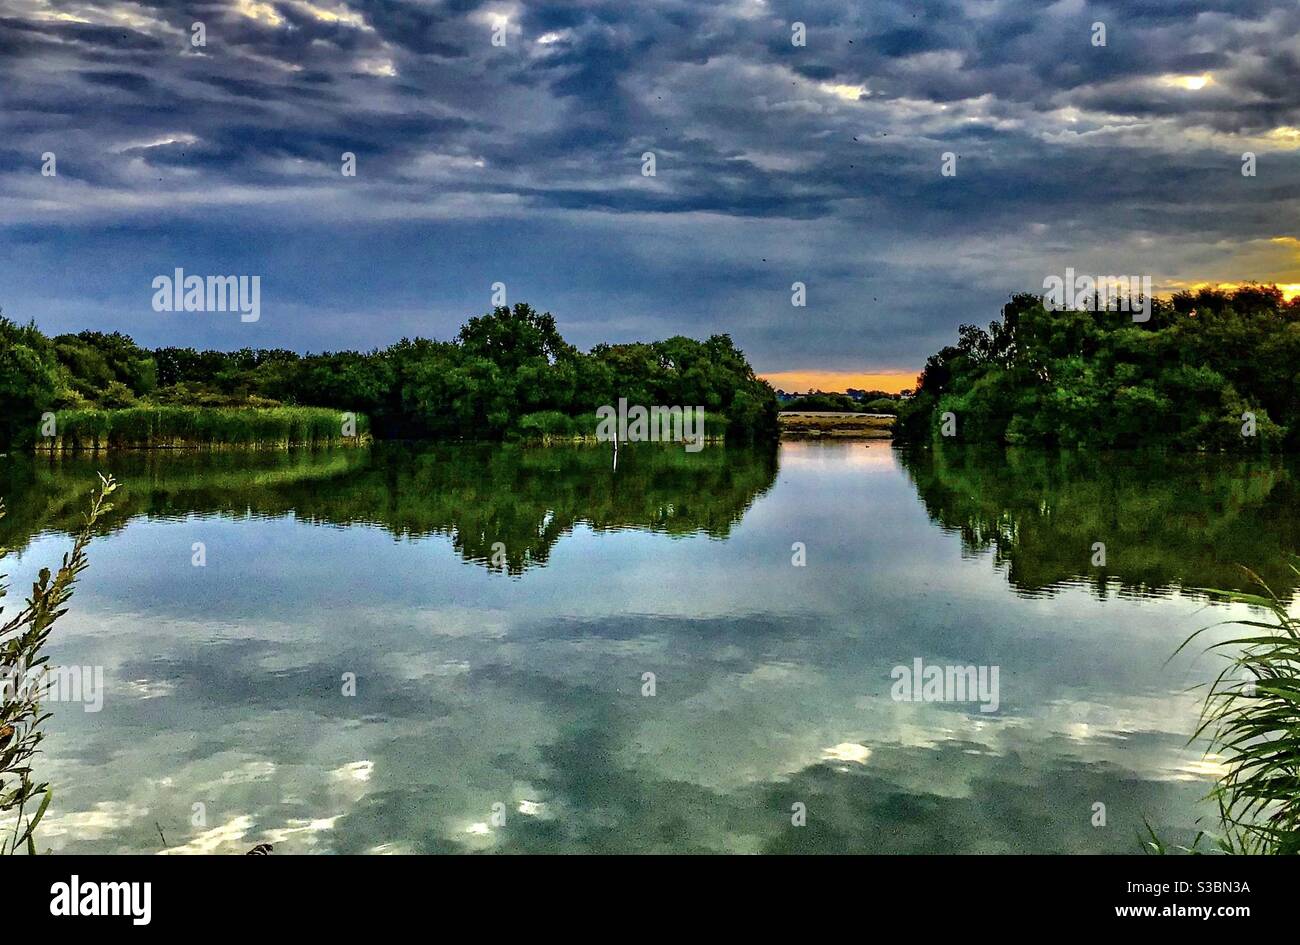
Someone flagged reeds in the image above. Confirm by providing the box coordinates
[35,406,369,451]
[0,475,117,854]
[1166,564,1300,854]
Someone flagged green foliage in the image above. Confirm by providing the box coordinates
[515,410,581,440]
[0,316,61,448]
[52,331,157,406]
[1,475,117,854]
[2,303,778,447]
[385,314,776,441]
[862,397,899,415]
[1169,565,1300,854]
[37,406,367,450]
[781,393,863,412]
[896,286,1299,451]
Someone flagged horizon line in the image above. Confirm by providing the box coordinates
[757,371,919,395]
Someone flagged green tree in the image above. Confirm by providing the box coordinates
[0,316,60,448]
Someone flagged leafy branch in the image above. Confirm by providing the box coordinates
[0,474,117,854]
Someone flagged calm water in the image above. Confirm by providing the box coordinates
[3,441,1294,854]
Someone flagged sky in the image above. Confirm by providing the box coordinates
[2,0,1299,388]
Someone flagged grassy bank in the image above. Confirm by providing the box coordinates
[779,411,894,439]
[34,406,369,451]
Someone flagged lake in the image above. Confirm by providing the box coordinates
[2,440,1292,853]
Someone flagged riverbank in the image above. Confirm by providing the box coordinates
[28,405,746,451]
[779,411,894,439]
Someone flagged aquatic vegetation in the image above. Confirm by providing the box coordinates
[0,475,116,854]
[33,406,368,451]
[1163,565,1300,854]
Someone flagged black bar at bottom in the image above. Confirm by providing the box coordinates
[12,854,1290,932]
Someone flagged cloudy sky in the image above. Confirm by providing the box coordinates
[2,0,1298,387]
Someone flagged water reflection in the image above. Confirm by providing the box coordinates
[0,441,1267,853]
[1,443,779,574]
[898,445,1300,599]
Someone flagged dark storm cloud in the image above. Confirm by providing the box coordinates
[1,0,1298,372]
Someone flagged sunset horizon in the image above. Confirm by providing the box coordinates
[758,369,918,395]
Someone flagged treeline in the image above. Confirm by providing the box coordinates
[895,285,1300,450]
[0,303,779,446]
[780,391,902,414]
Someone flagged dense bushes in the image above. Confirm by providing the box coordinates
[895,285,1300,451]
[779,391,904,414]
[781,393,864,412]
[862,397,899,415]
[516,410,582,440]
[0,317,60,447]
[1,303,778,447]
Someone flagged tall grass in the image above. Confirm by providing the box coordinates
[1,475,117,854]
[1163,564,1300,854]
[36,406,369,451]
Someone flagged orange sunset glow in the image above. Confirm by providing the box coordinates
[1169,281,1300,301]
[758,370,919,395]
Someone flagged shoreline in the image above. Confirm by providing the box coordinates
[779,411,895,439]
[28,433,738,452]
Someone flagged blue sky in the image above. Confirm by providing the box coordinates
[2,0,1298,378]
